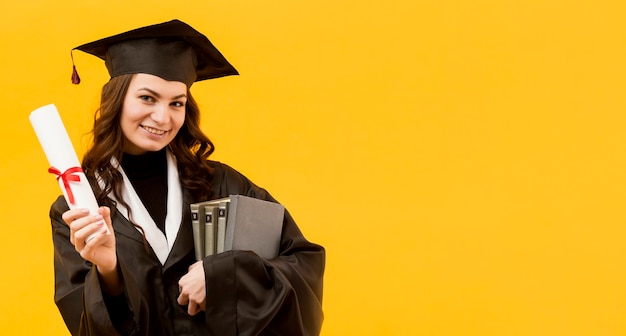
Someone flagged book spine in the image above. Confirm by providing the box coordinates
[223,195,239,252]
[216,201,229,254]
[190,203,205,261]
[203,205,217,257]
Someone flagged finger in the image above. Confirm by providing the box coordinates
[69,215,91,247]
[98,206,113,236]
[72,214,104,241]
[177,278,188,305]
[78,227,108,260]
[73,216,106,251]
[62,208,90,226]
[188,301,199,316]
[69,213,103,235]
[177,292,189,305]
[66,209,91,246]
[188,260,202,271]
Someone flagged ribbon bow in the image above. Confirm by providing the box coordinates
[48,166,84,205]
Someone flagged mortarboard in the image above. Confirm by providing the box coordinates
[71,19,238,87]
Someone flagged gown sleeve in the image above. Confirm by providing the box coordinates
[51,197,137,336]
[203,162,325,336]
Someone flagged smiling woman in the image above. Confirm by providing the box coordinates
[49,19,325,336]
[120,74,187,155]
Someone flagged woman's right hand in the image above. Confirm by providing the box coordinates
[62,206,117,275]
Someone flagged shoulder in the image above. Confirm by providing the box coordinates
[207,160,242,178]
[49,196,71,231]
[206,160,274,202]
[50,195,69,218]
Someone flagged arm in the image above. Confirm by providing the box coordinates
[201,162,325,335]
[51,197,137,336]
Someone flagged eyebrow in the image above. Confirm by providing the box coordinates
[138,87,187,100]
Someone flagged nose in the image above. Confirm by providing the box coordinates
[150,104,169,124]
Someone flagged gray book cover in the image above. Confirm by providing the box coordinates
[224,195,285,259]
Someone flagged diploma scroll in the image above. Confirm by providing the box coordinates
[29,104,108,238]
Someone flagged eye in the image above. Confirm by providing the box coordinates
[139,95,154,103]
[171,101,186,108]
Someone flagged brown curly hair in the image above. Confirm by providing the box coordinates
[82,74,216,209]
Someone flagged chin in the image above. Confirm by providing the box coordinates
[147,145,168,152]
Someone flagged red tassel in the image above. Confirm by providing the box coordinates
[70,50,81,84]
[71,65,81,84]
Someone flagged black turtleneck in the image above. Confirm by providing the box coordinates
[120,149,168,233]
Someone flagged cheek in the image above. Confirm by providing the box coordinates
[173,112,186,130]
[120,101,141,123]
[120,112,138,132]
[119,111,132,131]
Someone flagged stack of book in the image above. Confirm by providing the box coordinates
[190,195,285,260]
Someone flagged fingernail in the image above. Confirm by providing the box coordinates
[80,208,89,214]
[94,215,103,221]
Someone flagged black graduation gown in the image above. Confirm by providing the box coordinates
[51,161,325,336]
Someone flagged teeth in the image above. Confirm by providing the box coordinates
[143,126,166,135]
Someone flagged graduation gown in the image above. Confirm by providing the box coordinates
[51,160,325,336]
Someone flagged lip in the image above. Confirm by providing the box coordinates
[141,125,168,136]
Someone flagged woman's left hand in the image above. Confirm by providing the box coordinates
[177,260,206,315]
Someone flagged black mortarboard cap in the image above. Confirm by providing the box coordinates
[72,19,238,86]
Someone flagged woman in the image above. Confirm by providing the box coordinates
[51,19,325,336]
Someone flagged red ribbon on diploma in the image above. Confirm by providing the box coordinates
[48,166,84,205]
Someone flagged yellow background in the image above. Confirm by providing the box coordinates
[1,0,626,335]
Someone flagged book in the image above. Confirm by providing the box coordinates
[190,195,285,259]
[203,204,218,257]
[215,200,230,254]
[190,202,206,261]
[224,195,285,259]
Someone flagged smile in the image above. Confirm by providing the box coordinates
[142,125,167,135]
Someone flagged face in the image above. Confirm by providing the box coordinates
[120,73,188,155]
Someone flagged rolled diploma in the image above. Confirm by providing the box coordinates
[29,104,108,238]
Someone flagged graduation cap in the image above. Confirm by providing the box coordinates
[71,19,238,86]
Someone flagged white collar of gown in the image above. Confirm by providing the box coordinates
[98,149,183,265]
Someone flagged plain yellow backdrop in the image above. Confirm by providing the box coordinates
[2,0,626,335]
